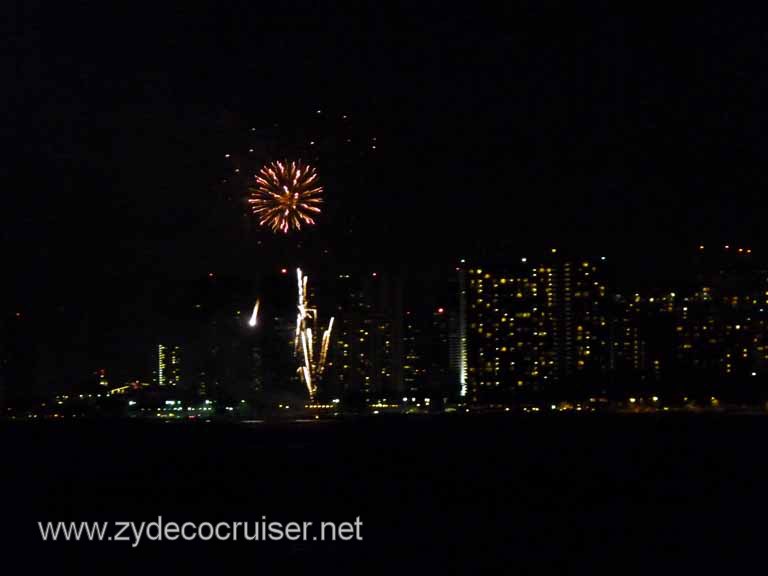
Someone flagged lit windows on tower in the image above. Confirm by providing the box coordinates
[169,345,181,387]
[157,344,182,387]
[157,344,167,386]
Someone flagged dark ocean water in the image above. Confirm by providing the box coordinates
[2,414,766,573]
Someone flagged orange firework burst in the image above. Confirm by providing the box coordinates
[248,160,323,234]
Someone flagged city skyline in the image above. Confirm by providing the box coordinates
[4,243,767,415]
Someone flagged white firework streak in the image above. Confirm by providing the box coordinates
[303,367,313,399]
[248,298,260,327]
[301,332,311,376]
[294,314,302,353]
[297,268,304,304]
[319,316,335,375]
[293,268,335,401]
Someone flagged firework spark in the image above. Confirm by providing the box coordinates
[294,268,334,401]
[248,298,260,327]
[248,160,323,234]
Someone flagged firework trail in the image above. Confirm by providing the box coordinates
[294,268,334,401]
[248,298,260,327]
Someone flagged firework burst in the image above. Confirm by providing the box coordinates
[248,160,323,234]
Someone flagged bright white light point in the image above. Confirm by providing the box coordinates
[225,154,230,158]
[521,257,527,263]
[752,372,757,377]
[316,109,322,114]
[248,299,260,327]
[601,256,606,261]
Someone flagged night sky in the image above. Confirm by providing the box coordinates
[6,3,768,388]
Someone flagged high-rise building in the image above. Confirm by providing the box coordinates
[555,258,609,381]
[604,247,768,396]
[403,312,424,397]
[465,253,609,403]
[169,346,181,387]
[428,307,451,400]
[672,246,768,383]
[156,344,166,386]
[457,266,468,397]
[156,344,181,387]
[607,294,644,376]
[447,306,462,399]
[467,262,556,403]
[334,282,372,402]
[332,272,404,404]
